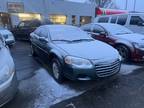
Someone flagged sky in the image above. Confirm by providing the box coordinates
[68,0,144,12]
[115,0,144,12]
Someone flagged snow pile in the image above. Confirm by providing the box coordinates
[120,64,141,75]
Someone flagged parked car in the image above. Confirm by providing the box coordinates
[94,13,144,34]
[81,23,144,62]
[30,25,121,83]
[11,19,53,40]
[0,36,18,107]
[0,27,15,46]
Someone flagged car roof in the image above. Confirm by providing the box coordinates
[90,23,121,27]
[40,25,79,30]
[96,12,144,17]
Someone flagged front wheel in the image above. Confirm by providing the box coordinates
[116,45,130,61]
[52,58,64,83]
[31,44,37,57]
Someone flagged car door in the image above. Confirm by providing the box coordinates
[91,25,115,46]
[35,27,50,62]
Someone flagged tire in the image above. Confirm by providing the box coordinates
[31,44,37,57]
[116,45,130,61]
[52,58,64,83]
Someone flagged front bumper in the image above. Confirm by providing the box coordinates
[63,59,121,80]
[131,48,144,61]
[0,72,18,107]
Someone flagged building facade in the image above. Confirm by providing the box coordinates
[0,0,96,28]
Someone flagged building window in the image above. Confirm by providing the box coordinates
[72,15,76,25]
[80,16,91,25]
[98,17,109,23]
[0,13,11,28]
[117,15,127,25]
[17,13,41,21]
[49,15,67,24]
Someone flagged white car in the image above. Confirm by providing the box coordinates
[0,37,18,107]
[0,27,15,46]
[94,13,144,35]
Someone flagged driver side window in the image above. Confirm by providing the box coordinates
[40,29,49,38]
[92,25,106,35]
[35,27,48,38]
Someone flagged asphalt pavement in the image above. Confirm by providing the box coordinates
[2,41,144,108]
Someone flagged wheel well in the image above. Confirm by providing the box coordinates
[115,43,129,49]
[49,53,58,63]
[115,43,131,56]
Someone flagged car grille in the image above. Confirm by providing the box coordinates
[94,59,121,77]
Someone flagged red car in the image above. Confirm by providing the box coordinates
[81,23,144,62]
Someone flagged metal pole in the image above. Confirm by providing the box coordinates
[125,0,128,10]
[134,0,136,12]
[43,0,48,20]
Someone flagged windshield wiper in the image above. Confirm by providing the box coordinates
[71,39,94,42]
[52,39,72,42]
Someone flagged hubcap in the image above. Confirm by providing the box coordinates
[52,62,59,79]
[117,47,127,60]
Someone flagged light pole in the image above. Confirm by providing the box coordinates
[43,0,48,20]
[134,0,136,12]
[125,0,128,10]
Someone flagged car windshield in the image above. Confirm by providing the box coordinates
[49,26,93,42]
[103,24,133,35]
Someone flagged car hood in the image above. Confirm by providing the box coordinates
[115,33,144,43]
[0,30,12,35]
[55,40,119,61]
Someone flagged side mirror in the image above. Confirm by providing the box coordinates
[138,22,144,26]
[39,37,48,43]
[100,32,107,36]
[5,40,9,45]
[1,38,9,47]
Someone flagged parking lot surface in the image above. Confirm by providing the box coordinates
[2,41,144,108]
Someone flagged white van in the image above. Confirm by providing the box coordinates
[94,13,144,34]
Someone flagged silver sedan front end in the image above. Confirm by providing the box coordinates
[0,71,18,107]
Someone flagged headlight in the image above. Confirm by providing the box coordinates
[0,65,12,85]
[65,56,93,69]
[118,54,122,61]
[133,42,144,49]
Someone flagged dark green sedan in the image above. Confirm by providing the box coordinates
[30,25,121,83]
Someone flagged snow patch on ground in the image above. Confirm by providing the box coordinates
[33,68,84,108]
[120,64,141,75]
